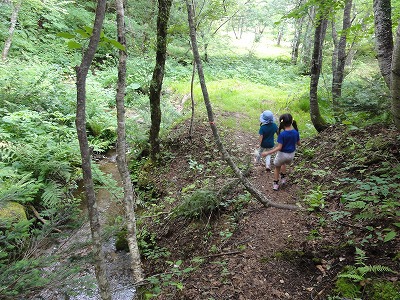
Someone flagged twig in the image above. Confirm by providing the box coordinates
[29,205,62,233]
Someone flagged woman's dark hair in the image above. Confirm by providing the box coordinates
[278,113,298,133]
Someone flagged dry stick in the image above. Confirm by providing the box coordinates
[185,1,301,211]
[29,205,62,233]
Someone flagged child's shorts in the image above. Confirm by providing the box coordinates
[274,151,295,167]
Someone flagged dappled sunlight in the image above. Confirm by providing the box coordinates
[219,31,292,58]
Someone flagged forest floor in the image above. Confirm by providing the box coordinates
[138,115,400,300]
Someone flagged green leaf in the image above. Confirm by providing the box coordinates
[109,39,126,51]
[345,200,367,209]
[84,26,93,34]
[75,28,90,38]
[67,40,82,49]
[383,231,396,242]
[57,32,76,39]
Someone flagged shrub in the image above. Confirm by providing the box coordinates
[173,189,220,220]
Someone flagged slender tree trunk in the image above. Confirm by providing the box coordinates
[189,60,196,139]
[391,23,400,131]
[115,0,144,284]
[2,0,21,61]
[291,16,304,65]
[276,26,284,46]
[331,21,338,79]
[332,0,352,103]
[185,0,299,211]
[373,0,393,88]
[309,15,329,132]
[75,0,111,299]
[149,0,172,161]
[300,6,315,73]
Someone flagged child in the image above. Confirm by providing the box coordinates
[261,113,300,190]
[254,110,278,171]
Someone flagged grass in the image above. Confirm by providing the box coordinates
[164,31,324,138]
[163,30,389,141]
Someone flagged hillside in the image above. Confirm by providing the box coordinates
[136,116,400,299]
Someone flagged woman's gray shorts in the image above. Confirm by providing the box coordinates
[273,151,295,167]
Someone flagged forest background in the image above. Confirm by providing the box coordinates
[0,0,399,299]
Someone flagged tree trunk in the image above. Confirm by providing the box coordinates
[75,0,111,299]
[149,0,172,161]
[331,20,339,79]
[300,6,315,73]
[309,15,329,132]
[2,0,21,61]
[391,23,400,131]
[115,0,144,284]
[291,16,304,65]
[373,0,393,88]
[332,0,352,103]
[185,0,299,211]
[276,26,284,46]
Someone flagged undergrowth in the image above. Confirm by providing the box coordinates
[296,123,400,299]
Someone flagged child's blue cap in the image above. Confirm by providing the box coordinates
[260,110,274,124]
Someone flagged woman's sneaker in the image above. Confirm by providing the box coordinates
[273,181,279,191]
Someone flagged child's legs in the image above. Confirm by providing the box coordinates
[280,164,286,175]
[274,166,281,181]
[265,154,271,167]
[255,147,265,163]
[264,147,272,167]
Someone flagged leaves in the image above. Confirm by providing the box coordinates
[383,231,396,243]
[67,40,82,49]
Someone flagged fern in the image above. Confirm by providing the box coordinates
[0,142,17,163]
[0,173,39,205]
[338,247,397,283]
[41,180,65,209]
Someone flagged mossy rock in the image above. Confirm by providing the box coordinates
[0,202,27,224]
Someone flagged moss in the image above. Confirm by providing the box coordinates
[367,280,400,300]
[0,202,27,224]
[334,276,361,298]
[273,249,305,261]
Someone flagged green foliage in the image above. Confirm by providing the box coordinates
[334,248,397,299]
[136,227,170,260]
[338,175,400,222]
[303,186,327,211]
[367,280,400,300]
[173,189,221,220]
[140,259,199,299]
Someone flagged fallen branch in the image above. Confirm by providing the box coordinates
[186,2,302,211]
[29,205,62,233]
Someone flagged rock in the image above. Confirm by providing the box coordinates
[0,201,27,225]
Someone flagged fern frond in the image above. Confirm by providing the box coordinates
[338,273,364,281]
[41,181,64,209]
[0,173,39,205]
[0,142,17,163]
[359,265,396,275]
